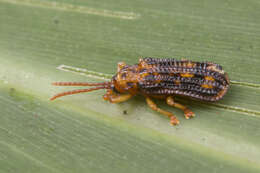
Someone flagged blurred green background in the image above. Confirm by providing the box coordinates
[0,0,260,172]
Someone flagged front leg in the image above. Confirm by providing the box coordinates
[103,89,132,103]
[166,96,195,119]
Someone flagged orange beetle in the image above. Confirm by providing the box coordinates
[51,58,230,125]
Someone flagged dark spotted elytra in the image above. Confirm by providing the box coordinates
[51,58,230,125]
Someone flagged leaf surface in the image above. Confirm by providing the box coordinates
[0,0,260,172]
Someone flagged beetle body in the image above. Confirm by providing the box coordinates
[51,58,230,125]
[112,58,229,101]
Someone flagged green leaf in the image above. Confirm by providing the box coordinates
[0,0,260,172]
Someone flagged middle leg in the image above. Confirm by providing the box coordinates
[145,97,179,125]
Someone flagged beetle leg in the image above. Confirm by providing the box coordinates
[145,97,179,125]
[103,89,132,103]
[166,96,195,119]
[108,94,132,103]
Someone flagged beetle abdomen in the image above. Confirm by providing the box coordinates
[138,57,230,101]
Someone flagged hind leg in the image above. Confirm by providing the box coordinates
[166,96,195,119]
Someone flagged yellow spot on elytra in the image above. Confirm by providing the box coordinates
[207,65,224,74]
[175,80,181,85]
[140,72,149,77]
[201,84,213,89]
[139,59,148,68]
[186,62,194,68]
[205,76,215,81]
[180,73,194,78]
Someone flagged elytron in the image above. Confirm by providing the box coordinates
[51,57,230,125]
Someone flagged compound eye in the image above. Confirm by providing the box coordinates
[111,84,120,94]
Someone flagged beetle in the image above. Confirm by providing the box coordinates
[51,57,230,125]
